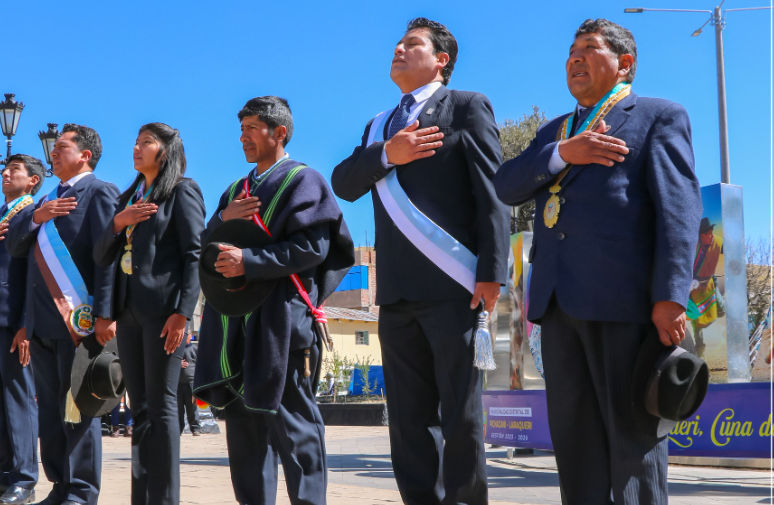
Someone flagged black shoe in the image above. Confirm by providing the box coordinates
[60,501,85,505]
[32,494,59,505]
[0,487,34,504]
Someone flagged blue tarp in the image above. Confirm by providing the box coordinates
[349,365,385,396]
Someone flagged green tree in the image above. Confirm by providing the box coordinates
[498,106,548,233]
[322,351,354,403]
[354,355,377,397]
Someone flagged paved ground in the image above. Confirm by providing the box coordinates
[31,424,772,504]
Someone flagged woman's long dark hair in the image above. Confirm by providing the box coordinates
[118,122,187,206]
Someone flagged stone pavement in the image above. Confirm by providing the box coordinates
[31,425,772,504]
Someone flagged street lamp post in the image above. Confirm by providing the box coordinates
[0,94,24,163]
[625,3,773,184]
[38,123,59,177]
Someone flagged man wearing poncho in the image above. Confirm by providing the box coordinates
[194,96,354,505]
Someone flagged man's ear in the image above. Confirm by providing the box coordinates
[80,149,93,164]
[273,125,287,143]
[436,52,450,70]
[619,54,634,78]
[27,175,40,192]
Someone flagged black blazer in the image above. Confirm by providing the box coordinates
[0,203,28,331]
[6,174,120,338]
[94,178,205,322]
[331,85,510,304]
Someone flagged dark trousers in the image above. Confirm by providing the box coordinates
[177,382,200,432]
[379,298,487,505]
[224,345,326,505]
[0,327,38,489]
[116,308,184,505]
[30,334,101,505]
[540,299,668,505]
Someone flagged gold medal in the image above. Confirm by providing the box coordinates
[121,244,133,275]
[544,194,560,228]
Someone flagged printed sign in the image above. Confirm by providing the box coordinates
[483,383,771,458]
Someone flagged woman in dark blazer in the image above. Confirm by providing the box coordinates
[94,123,205,505]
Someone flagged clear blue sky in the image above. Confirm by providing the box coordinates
[4,0,772,246]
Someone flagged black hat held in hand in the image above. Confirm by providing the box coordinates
[199,219,277,317]
[71,334,125,418]
[631,326,709,438]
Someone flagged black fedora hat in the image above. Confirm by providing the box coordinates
[631,327,709,438]
[71,334,125,418]
[699,217,715,234]
[199,219,277,317]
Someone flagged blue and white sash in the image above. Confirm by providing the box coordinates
[35,187,94,341]
[368,110,477,294]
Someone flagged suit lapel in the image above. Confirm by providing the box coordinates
[62,173,95,200]
[418,85,449,130]
[603,92,636,137]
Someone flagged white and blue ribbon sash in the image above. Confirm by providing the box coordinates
[367,109,477,294]
[38,187,93,313]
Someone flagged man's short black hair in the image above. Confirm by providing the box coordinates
[576,19,637,83]
[61,123,102,169]
[4,154,46,195]
[237,96,293,147]
[406,18,458,86]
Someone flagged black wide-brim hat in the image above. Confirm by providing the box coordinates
[199,219,277,317]
[71,334,125,418]
[631,326,709,438]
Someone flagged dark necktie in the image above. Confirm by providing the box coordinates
[56,183,70,198]
[571,106,593,137]
[387,94,416,139]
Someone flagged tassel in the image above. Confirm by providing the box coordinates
[64,388,81,424]
[473,310,496,370]
[303,348,311,377]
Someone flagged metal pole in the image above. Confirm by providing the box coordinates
[714,6,731,184]
[5,139,11,160]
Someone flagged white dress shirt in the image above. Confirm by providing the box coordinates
[29,171,93,231]
[380,81,443,168]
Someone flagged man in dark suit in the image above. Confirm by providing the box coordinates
[332,18,510,505]
[0,155,45,504]
[495,19,702,504]
[7,125,119,505]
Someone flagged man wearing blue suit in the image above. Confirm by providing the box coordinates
[7,125,119,505]
[0,155,45,504]
[495,19,701,504]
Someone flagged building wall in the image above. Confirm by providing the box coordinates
[325,319,382,365]
[326,246,379,314]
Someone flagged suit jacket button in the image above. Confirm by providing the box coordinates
[560,197,566,204]
[536,174,546,182]
[134,265,139,270]
[32,282,37,288]
[557,232,566,240]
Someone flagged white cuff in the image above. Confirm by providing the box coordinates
[29,220,40,231]
[380,146,394,169]
[548,143,568,174]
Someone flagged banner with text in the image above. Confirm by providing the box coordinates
[482,383,771,458]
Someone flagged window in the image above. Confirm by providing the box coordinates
[355,331,369,346]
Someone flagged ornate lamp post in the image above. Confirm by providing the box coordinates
[0,94,24,163]
[38,123,59,177]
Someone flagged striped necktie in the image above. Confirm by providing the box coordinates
[387,94,416,139]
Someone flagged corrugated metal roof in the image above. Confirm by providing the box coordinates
[325,307,379,322]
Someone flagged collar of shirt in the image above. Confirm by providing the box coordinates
[62,171,92,188]
[252,153,290,181]
[400,81,443,119]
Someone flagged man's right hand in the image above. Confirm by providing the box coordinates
[557,120,629,167]
[384,121,444,166]
[0,222,8,241]
[10,328,30,367]
[32,197,77,225]
[221,189,261,222]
